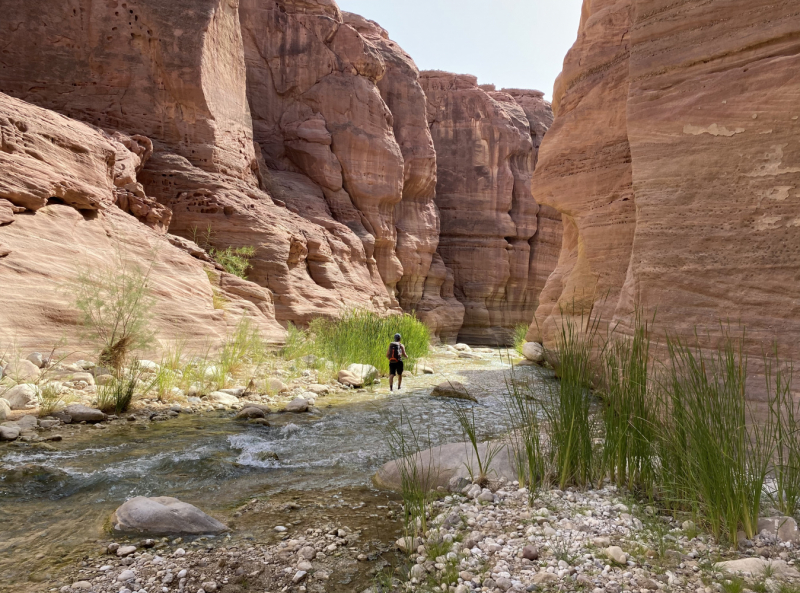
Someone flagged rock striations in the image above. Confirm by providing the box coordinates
[0,0,554,350]
[421,72,557,345]
[529,0,800,376]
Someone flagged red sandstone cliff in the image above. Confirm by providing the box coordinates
[0,0,552,350]
[529,0,800,372]
[420,72,557,345]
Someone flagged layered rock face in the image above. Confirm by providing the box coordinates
[530,0,800,374]
[0,93,285,351]
[421,72,557,344]
[0,0,550,347]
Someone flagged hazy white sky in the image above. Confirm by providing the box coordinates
[336,0,584,101]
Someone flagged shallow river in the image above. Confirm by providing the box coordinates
[0,361,551,591]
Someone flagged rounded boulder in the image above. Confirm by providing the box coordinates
[111,496,228,536]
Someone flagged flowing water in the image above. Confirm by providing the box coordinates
[0,360,552,591]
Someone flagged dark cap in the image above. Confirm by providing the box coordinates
[394,333,401,341]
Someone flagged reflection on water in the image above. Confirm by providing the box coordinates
[0,363,551,589]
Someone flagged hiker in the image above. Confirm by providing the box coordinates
[387,333,407,391]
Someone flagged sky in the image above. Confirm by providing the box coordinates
[336,0,585,101]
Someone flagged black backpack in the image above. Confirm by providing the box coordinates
[388,342,401,362]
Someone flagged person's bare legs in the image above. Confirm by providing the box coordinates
[397,372,403,389]
[389,373,395,391]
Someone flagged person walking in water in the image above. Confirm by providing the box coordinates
[387,333,407,391]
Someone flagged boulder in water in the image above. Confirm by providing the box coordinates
[0,425,20,441]
[111,496,228,535]
[430,381,476,402]
[236,406,266,419]
[285,397,309,413]
[337,370,362,388]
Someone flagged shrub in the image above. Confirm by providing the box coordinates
[38,383,64,417]
[70,254,155,371]
[209,246,255,279]
[97,362,144,414]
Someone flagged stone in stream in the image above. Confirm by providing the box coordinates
[236,406,267,419]
[285,397,309,413]
[63,404,106,423]
[0,425,20,441]
[337,370,362,388]
[430,381,476,402]
[111,496,228,535]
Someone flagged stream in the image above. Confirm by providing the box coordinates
[0,360,553,591]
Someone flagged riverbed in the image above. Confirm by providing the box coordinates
[0,352,552,592]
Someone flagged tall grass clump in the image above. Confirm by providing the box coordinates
[767,351,800,517]
[502,367,546,501]
[193,224,256,279]
[601,311,658,496]
[449,401,504,487]
[513,323,529,356]
[38,383,65,417]
[279,323,314,362]
[310,309,430,375]
[541,312,600,490]
[382,407,438,545]
[656,331,775,542]
[70,253,155,371]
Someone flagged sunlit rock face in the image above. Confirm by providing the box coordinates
[529,0,800,393]
[420,71,556,345]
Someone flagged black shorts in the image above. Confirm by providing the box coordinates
[389,361,404,376]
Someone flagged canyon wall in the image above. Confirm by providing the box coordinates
[421,72,556,345]
[0,0,554,349]
[530,0,800,376]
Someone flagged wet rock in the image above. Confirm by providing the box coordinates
[111,496,228,535]
[0,425,20,440]
[236,407,266,419]
[430,381,476,402]
[285,397,309,413]
[4,384,38,410]
[522,342,545,363]
[38,418,59,429]
[64,404,106,423]
[17,415,38,430]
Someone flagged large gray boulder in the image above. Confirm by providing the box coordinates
[0,425,20,441]
[0,398,10,421]
[522,342,545,363]
[757,516,800,543]
[285,397,309,413]
[63,404,106,423]
[206,392,239,406]
[111,496,228,535]
[430,381,477,402]
[374,440,515,492]
[346,364,378,385]
[4,384,38,410]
